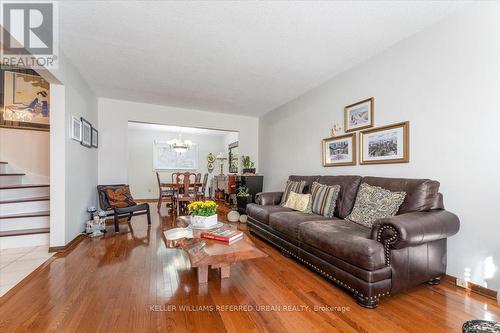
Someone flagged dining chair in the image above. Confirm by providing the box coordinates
[196,173,209,200]
[174,172,197,215]
[156,172,174,212]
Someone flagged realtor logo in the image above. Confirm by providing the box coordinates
[1,2,58,68]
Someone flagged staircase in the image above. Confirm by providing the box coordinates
[0,161,50,249]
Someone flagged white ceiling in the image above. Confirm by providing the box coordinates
[60,1,466,116]
[127,121,235,137]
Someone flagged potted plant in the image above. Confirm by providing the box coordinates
[241,155,256,174]
[187,200,218,228]
[236,186,251,214]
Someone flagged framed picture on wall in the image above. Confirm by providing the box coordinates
[71,116,81,141]
[360,121,409,164]
[322,133,356,167]
[344,97,374,132]
[80,117,92,147]
[91,127,98,148]
[1,71,50,131]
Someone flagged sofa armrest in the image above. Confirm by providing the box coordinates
[371,210,460,249]
[255,192,284,206]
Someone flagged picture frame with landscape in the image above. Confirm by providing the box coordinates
[360,121,409,164]
[344,97,374,132]
[322,133,356,167]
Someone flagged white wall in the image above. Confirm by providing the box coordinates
[98,98,258,185]
[44,52,98,247]
[127,128,232,199]
[259,3,500,291]
[0,128,49,183]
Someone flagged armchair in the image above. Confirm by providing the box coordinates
[97,185,151,232]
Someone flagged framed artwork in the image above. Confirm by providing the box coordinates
[80,117,92,148]
[322,133,356,167]
[71,116,81,141]
[1,71,50,131]
[91,127,98,148]
[344,97,374,132]
[360,121,409,164]
[228,141,239,173]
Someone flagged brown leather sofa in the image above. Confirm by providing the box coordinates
[246,175,460,308]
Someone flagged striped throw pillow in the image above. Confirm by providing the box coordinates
[310,182,341,218]
[280,180,307,206]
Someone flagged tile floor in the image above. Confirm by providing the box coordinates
[0,246,54,297]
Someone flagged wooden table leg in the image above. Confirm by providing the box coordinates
[197,265,208,284]
[220,263,230,279]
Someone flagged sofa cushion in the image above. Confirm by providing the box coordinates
[288,175,320,194]
[103,185,137,208]
[316,175,362,219]
[362,176,440,214]
[269,211,331,239]
[246,204,294,225]
[280,180,307,205]
[283,191,312,212]
[310,182,340,218]
[346,183,406,228]
[298,220,386,270]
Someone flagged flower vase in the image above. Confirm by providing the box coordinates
[191,214,218,228]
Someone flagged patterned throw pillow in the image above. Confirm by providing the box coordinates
[310,182,341,218]
[105,186,137,208]
[347,183,406,228]
[284,191,312,212]
[280,180,307,206]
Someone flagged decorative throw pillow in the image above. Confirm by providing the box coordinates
[280,180,307,206]
[347,183,406,228]
[310,182,341,218]
[284,191,312,212]
[105,186,137,208]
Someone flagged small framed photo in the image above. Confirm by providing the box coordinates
[80,117,92,148]
[360,121,409,164]
[71,116,81,141]
[344,97,374,132]
[322,133,356,167]
[91,127,98,148]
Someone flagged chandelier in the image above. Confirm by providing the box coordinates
[167,134,192,153]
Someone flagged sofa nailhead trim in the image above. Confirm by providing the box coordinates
[250,226,391,301]
[376,225,399,266]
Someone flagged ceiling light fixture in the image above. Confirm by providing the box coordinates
[167,133,192,153]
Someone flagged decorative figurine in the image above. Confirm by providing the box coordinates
[331,123,342,136]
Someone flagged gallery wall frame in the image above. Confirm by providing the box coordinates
[359,121,409,165]
[71,116,81,141]
[344,97,374,133]
[80,117,92,148]
[322,132,356,167]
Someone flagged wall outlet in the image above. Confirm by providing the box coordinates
[456,278,469,289]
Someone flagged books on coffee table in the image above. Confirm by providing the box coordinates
[200,226,243,244]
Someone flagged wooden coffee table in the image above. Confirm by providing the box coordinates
[167,216,267,284]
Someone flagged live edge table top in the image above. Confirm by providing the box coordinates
[167,216,267,283]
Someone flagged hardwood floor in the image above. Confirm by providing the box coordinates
[0,203,499,332]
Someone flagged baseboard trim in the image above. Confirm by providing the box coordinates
[49,233,85,253]
[443,274,498,300]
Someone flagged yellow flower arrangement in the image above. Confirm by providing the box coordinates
[187,200,218,216]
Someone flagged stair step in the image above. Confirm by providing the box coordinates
[0,184,49,190]
[0,211,50,219]
[0,196,50,204]
[0,227,50,237]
